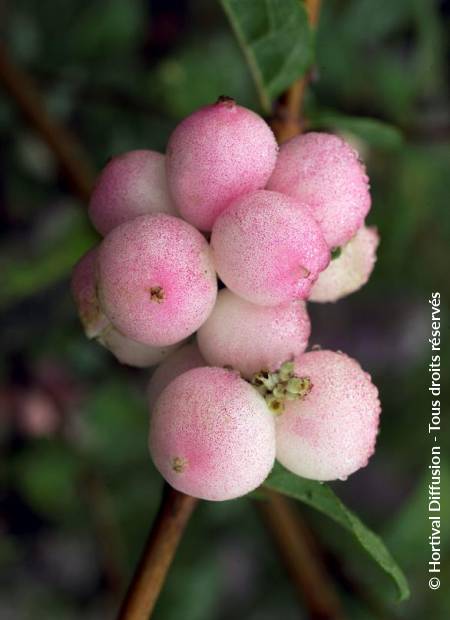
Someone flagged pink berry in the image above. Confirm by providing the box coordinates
[98,214,217,346]
[211,190,330,306]
[88,150,177,235]
[71,247,177,366]
[149,367,276,500]
[309,226,379,303]
[147,342,205,404]
[166,98,278,231]
[267,132,371,248]
[275,350,380,481]
[71,247,110,339]
[98,326,179,368]
[197,289,310,379]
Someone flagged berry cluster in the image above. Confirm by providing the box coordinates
[72,97,381,501]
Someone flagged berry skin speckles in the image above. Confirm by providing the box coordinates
[97,214,217,346]
[211,190,330,306]
[166,98,278,231]
[149,367,276,501]
[88,150,177,235]
[275,350,380,482]
[197,289,310,379]
[267,132,371,248]
[73,98,382,501]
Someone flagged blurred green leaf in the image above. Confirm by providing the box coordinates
[384,459,450,569]
[0,209,96,310]
[81,379,148,470]
[221,0,313,112]
[69,0,144,59]
[13,441,80,519]
[264,463,410,601]
[310,110,404,149]
[152,34,258,118]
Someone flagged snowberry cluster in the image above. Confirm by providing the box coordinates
[72,97,381,501]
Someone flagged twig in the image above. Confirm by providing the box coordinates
[259,491,345,620]
[0,44,95,201]
[263,2,346,618]
[271,0,321,143]
[117,484,197,620]
[80,469,126,595]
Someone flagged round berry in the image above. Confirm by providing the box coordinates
[98,214,217,346]
[166,97,278,231]
[149,367,276,500]
[275,350,380,481]
[89,150,177,235]
[147,342,205,404]
[267,132,371,248]
[309,226,379,303]
[211,190,330,306]
[71,247,110,339]
[98,326,178,368]
[71,247,177,366]
[197,289,310,379]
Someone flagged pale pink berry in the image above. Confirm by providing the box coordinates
[98,326,179,368]
[71,247,110,339]
[88,150,177,235]
[211,190,330,306]
[149,367,276,501]
[197,289,310,379]
[147,342,205,404]
[166,97,278,231]
[275,350,380,481]
[267,132,371,248]
[98,214,217,346]
[71,247,176,366]
[309,226,379,303]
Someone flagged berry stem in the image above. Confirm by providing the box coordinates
[261,3,346,619]
[116,484,197,620]
[258,490,345,620]
[271,0,321,143]
[0,43,95,202]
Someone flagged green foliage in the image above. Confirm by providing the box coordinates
[81,379,148,470]
[152,34,258,118]
[0,207,96,310]
[220,0,313,111]
[264,463,410,601]
[310,110,404,149]
[13,440,81,520]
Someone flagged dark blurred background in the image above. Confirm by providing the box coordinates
[0,1,449,618]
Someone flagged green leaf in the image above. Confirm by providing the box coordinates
[220,0,313,112]
[13,440,81,519]
[310,110,403,149]
[264,463,410,601]
[0,208,96,310]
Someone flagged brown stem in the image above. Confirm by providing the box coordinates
[117,484,197,620]
[264,5,347,617]
[0,44,95,202]
[271,0,321,143]
[259,491,346,620]
[80,469,126,595]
